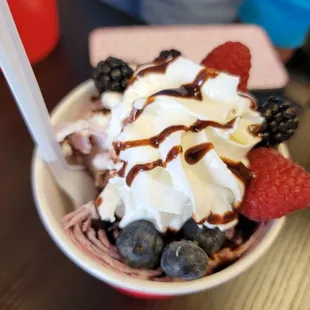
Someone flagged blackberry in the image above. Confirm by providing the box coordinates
[257,97,299,147]
[155,49,181,61]
[92,57,133,94]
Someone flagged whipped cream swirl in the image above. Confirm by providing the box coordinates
[94,56,263,232]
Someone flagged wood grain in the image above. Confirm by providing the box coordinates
[1,1,310,309]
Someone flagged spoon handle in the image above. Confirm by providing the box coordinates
[0,0,66,166]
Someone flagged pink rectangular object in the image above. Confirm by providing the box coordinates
[89,25,288,90]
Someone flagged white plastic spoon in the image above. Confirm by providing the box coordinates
[0,0,97,208]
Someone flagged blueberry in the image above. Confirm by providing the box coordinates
[116,220,164,269]
[161,241,208,280]
[182,219,225,255]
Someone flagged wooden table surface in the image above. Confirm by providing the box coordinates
[1,1,310,309]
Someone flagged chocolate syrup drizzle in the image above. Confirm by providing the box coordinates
[221,157,253,186]
[238,92,257,110]
[151,68,218,101]
[184,142,214,165]
[127,56,178,86]
[118,118,237,152]
[95,197,103,208]
[122,153,253,188]
[114,62,256,187]
[122,68,218,128]
[125,145,183,187]
[117,161,128,178]
[247,124,261,137]
[193,209,238,225]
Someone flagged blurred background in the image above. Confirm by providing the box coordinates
[1,0,309,309]
[5,0,309,166]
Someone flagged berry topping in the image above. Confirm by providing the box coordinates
[161,241,208,280]
[116,220,164,269]
[239,148,310,221]
[92,57,133,94]
[201,41,251,92]
[182,218,225,254]
[155,49,181,61]
[257,97,299,147]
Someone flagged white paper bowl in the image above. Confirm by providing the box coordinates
[32,80,286,298]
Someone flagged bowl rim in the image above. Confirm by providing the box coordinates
[31,79,286,295]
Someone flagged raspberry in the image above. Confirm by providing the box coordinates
[201,42,251,92]
[239,148,310,221]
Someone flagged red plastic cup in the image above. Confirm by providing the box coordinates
[8,0,59,64]
[32,81,286,299]
[116,288,170,300]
